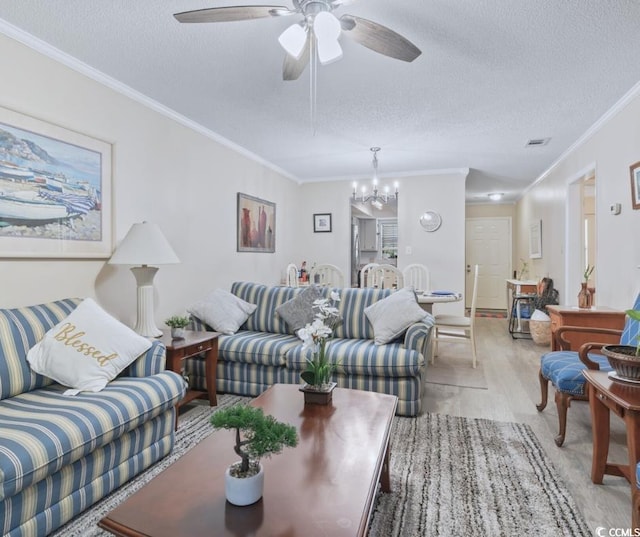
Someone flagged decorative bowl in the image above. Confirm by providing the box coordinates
[602,345,640,381]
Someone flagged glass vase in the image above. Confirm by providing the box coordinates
[577,282,592,309]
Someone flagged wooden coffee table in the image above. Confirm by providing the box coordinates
[99,384,398,537]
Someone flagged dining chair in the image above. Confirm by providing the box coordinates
[285,263,298,287]
[375,264,404,290]
[432,264,479,368]
[359,263,380,288]
[536,292,640,446]
[403,263,430,292]
[310,263,345,288]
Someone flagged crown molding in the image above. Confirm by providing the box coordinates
[520,78,640,200]
[0,19,297,183]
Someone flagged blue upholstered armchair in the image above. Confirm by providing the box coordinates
[536,293,640,447]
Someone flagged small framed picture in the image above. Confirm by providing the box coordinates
[313,213,332,233]
[630,161,640,210]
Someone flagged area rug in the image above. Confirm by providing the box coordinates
[425,350,488,389]
[52,395,590,537]
[372,413,590,536]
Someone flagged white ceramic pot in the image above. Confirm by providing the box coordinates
[224,463,264,506]
[171,327,186,339]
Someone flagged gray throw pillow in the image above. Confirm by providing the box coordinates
[364,287,427,345]
[276,285,324,333]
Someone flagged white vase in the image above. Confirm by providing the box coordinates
[224,463,264,506]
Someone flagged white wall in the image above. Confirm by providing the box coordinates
[398,173,467,315]
[0,31,476,323]
[516,87,640,309]
[0,33,299,327]
[297,170,468,315]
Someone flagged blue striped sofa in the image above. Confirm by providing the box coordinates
[0,298,187,537]
[186,282,434,416]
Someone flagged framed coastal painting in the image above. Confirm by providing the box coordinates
[630,161,640,210]
[237,193,275,253]
[0,106,112,258]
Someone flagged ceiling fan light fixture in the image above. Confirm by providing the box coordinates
[314,11,343,64]
[278,23,308,59]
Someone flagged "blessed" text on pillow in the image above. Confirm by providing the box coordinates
[54,323,118,366]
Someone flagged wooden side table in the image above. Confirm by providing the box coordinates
[159,330,219,413]
[583,370,640,493]
[547,305,625,351]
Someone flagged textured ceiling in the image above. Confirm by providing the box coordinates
[1,1,640,203]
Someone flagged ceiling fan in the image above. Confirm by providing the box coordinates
[174,1,422,81]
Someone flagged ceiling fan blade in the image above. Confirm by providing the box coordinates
[174,6,292,23]
[283,33,310,80]
[340,14,421,62]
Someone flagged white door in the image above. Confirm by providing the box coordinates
[465,217,512,310]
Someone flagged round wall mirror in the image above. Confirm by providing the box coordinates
[419,211,442,232]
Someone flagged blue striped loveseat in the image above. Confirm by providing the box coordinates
[186,282,434,416]
[0,299,187,537]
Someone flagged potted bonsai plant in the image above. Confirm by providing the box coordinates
[165,315,190,339]
[298,291,341,404]
[210,405,298,506]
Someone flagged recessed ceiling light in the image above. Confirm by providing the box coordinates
[488,193,503,201]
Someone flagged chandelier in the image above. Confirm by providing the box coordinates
[352,147,398,209]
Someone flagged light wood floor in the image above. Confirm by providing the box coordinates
[423,317,631,532]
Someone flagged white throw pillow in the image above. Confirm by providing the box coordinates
[364,288,426,345]
[187,289,257,335]
[26,298,152,395]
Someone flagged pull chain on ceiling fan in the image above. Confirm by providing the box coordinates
[174,0,421,129]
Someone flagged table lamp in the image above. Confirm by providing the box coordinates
[108,221,180,337]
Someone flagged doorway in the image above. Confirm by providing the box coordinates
[566,170,596,304]
[465,217,512,309]
[350,200,398,287]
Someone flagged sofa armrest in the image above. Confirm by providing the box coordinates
[404,313,435,363]
[121,339,167,377]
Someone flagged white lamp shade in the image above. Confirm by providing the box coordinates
[314,12,342,65]
[278,23,307,59]
[108,221,180,266]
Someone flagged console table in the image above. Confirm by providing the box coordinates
[506,279,537,334]
[546,306,625,351]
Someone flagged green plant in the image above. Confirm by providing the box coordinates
[517,258,528,280]
[165,315,190,328]
[626,309,640,356]
[298,292,341,387]
[210,405,298,477]
[583,265,595,283]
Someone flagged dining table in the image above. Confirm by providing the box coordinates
[416,291,463,314]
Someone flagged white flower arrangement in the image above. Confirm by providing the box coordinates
[299,291,341,388]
